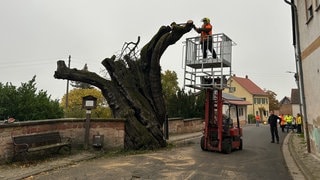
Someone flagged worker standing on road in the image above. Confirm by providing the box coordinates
[284,114,293,132]
[193,17,217,59]
[279,114,286,132]
[268,111,280,144]
[255,114,260,127]
[296,113,302,133]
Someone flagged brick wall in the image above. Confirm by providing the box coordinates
[279,104,292,115]
[168,118,203,134]
[0,118,125,161]
[0,117,203,162]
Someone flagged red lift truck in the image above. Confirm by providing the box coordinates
[200,86,243,153]
[183,33,242,154]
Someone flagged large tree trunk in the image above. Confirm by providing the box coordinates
[54,21,193,150]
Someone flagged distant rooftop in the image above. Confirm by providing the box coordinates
[231,75,267,96]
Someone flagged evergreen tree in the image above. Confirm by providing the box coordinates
[0,76,63,121]
[166,89,204,119]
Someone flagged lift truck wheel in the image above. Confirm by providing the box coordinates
[223,139,232,154]
[200,136,206,151]
[239,139,243,150]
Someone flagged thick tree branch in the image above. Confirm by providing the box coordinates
[149,21,194,124]
[54,60,109,90]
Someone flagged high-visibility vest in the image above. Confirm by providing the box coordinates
[200,23,212,42]
[280,115,286,125]
[296,116,302,125]
[285,115,293,123]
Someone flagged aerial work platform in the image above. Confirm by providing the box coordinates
[183,33,235,90]
[182,32,242,153]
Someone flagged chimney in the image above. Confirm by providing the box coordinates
[245,75,248,79]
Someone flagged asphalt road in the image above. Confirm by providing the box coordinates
[32,125,292,180]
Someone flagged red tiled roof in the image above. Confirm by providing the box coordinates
[232,76,267,96]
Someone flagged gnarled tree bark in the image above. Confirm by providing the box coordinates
[54,21,193,150]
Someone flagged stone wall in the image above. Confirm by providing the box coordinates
[0,118,126,161]
[0,117,203,162]
[168,118,203,134]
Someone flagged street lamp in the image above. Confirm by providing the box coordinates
[286,71,299,87]
[82,95,97,150]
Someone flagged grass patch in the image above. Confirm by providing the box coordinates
[298,133,305,138]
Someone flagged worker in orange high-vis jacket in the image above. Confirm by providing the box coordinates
[255,114,261,127]
[193,17,217,59]
[279,114,286,132]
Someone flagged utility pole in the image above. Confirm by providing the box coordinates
[65,55,71,109]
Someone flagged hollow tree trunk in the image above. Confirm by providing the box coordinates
[54,21,193,150]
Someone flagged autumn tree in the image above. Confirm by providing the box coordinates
[60,88,111,118]
[54,21,194,150]
[266,90,280,111]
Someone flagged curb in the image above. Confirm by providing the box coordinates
[282,132,304,180]
[167,132,202,145]
[9,153,98,180]
[288,133,313,180]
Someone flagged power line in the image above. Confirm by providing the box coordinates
[0,60,54,68]
[0,57,100,69]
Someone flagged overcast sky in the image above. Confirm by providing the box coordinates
[0,0,296,101]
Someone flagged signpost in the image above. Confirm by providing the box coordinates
[82,95,97,150]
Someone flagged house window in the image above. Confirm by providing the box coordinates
[261,98,266,104]
[307,5,313,19]
[257,98,261,104]
[229,87,236,93]
[306,0,314,23]
[316,0,320,11]
[254,97,268,104]
[238,107,244,116]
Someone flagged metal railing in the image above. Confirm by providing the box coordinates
[182,33,235,91]
[185,33,234,64]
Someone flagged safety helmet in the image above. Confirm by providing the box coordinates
[202,17,210,23]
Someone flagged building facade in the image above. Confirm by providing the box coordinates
[224,75,269,123]
[290,89,300,118]
[222,93,251,126]
[279,96,292,115]
[288,0,320,157]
